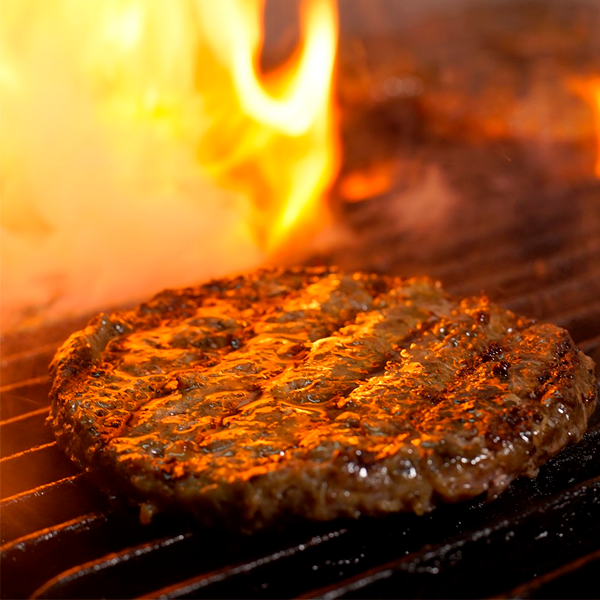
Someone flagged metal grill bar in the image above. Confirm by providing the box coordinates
[1,408,53,457]
[0,443,79,500]
[0,346,58,386]
[308,478,600,600]
[32,532,196,600]
[441,244,600,301]
[497,548,600,599]
[0,475,106,544]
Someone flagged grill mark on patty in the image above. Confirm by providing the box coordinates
[196,281,451,447]
[140,296,529,473]
[110,272,380,444]
[52,270,331,437]
[267,279,452,406]
[282,301,535,459]
[48,268,340,450]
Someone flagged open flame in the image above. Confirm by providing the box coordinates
[0,0,339,329]
[195,0,339,249]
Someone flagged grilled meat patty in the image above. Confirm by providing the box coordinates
[49,267,598,530]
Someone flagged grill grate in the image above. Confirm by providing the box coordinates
[2,224,599,598]
[2,126,600,600]
[2,410,599,598]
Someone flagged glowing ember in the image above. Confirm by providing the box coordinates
[570,77,600,178]
[0,0,339,329]
[593,82,600,178]
[337,162,395,203]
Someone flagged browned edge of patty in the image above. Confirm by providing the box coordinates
[47,266,598,530]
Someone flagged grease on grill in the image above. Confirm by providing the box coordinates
[48,267,597,531]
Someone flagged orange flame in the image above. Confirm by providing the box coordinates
[0,0,339,328]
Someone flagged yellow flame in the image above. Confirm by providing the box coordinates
[199,0,335,136]
[0,0,339,328]
[194,0,339,249]
[89,0,340,248]
[102,3,144,52]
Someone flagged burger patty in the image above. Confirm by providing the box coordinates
[48,267,598,530]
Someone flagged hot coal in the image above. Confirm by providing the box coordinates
[48,267,597,531]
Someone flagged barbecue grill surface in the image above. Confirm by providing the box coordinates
[1,364,599,599]
[2,203,599,598]
[3,0,600,595]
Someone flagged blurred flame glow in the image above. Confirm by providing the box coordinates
[571,77,600,178]
[594,82,600,177]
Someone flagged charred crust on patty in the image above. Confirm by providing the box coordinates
[48,266,598,530]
